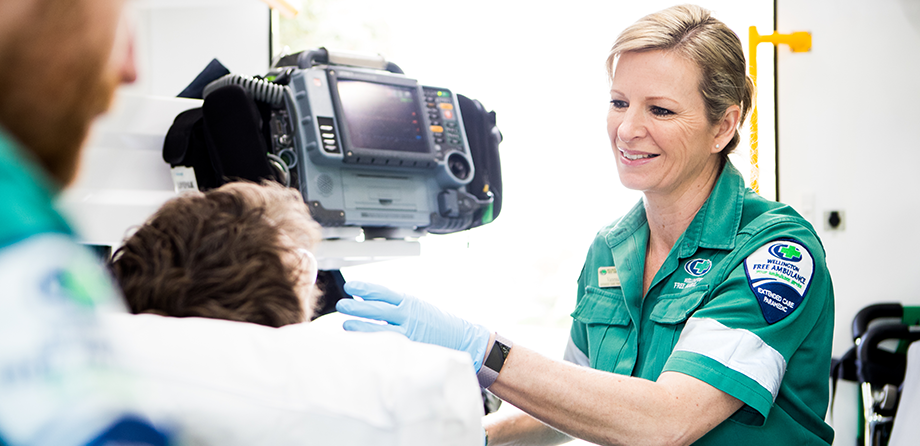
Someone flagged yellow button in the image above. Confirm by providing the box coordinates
[430,125,444,133]
[438,103,454,110]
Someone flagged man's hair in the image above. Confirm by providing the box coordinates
[109,181,322,327]
[606,4,754,163]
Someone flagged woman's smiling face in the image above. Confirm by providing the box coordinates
[607,50,724,199]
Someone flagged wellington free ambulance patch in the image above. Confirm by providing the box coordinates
[743,239,814,324]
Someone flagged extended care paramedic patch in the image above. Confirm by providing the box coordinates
[744,239,814,324]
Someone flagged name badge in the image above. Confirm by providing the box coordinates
[598,266,621,288]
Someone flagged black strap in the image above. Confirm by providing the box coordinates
[829,346,858,420]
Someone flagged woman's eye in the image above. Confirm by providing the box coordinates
[650,106,674,116]
[610,100,628,109]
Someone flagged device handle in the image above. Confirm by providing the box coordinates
[294,47,404,74]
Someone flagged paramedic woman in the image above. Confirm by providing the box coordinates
[337,4,835,445]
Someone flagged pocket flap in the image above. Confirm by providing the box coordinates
[571,286,631,326]
[649,286,709,324]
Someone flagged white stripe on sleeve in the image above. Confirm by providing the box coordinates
[673,317,786,400]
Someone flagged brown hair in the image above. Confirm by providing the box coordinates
[109,181,322,327]
[607,4,754,162]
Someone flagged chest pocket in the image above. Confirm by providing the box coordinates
[571,286,632,372]
[650,285,709,324]
[643,286,709,374]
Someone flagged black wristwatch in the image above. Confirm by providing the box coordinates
[477,333,512,388]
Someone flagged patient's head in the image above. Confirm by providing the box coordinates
[110,181,322,327]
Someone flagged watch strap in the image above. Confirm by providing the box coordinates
[477,333,512,388]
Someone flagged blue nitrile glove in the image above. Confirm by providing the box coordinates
[336,281,491,372]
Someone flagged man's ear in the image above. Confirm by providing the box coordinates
[713,105,742,153]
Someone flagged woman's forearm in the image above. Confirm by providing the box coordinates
[485,344,742,446]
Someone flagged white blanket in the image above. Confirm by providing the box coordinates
[102,313,483,445]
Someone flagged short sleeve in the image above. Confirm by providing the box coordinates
[662,231,832,424]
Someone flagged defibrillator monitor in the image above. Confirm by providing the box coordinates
[275,58,492,234]
[174,48,503,236]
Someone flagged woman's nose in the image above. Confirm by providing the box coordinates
[616,107,646,145]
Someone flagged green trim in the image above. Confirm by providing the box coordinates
[664,351,774,424]
[902,306,920,326]
[481,202,494,224]
[895,306,920,354]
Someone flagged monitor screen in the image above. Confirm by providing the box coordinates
[336,79,429,153]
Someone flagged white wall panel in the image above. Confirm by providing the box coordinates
[777,1,920,442]
[125,0,271,97]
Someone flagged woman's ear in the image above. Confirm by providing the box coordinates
[713,104,742,153]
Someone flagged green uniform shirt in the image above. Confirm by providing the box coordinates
[567,162,835,445]
[0,128,140,444]
[0,127,72,248]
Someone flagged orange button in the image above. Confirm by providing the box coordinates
[443,110,454,120]
[430,125,444,133]
[438,103,454,110]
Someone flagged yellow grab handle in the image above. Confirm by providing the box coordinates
[747,27,811,195]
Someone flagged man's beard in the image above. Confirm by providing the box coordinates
[0,2,121,187]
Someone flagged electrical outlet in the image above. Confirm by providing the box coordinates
[824,210,845,231]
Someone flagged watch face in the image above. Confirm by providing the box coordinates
[478,336,512,388]
[485,341,505,371]
[485,338,511,372]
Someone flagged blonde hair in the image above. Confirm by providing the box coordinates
[606,4,754,160]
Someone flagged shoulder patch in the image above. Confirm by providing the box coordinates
[743,239,814,324]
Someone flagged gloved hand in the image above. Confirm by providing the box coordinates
[336,281,491,372]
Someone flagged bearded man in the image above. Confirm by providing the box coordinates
[0,1,156,444]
